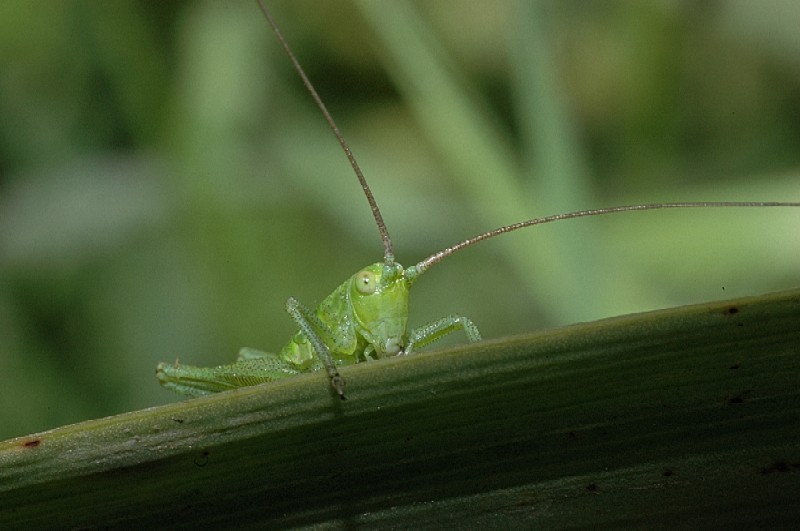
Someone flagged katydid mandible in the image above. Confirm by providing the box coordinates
[156,1,800,400]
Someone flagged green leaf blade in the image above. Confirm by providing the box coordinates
[1,289,799,528]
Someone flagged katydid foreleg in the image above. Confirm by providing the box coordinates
[285,297,346,398]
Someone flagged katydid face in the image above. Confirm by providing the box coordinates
[350,263,410,357]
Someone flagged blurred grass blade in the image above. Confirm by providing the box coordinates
[1,289,799,528]
[354,0,586,320]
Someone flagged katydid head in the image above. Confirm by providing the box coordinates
[349,262,410,356]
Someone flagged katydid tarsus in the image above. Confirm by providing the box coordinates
[156,1,800,400]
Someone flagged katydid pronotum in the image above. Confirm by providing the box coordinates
[156,1,800,400]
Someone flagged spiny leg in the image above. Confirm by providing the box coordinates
[405,315,482,355]
[156,351,301,397]
[285,297,346,399]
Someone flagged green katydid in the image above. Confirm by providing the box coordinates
[156,1,800,400]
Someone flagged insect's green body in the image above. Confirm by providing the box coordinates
[156,262,480,397]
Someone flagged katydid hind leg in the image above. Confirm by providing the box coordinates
[156,353,301,397]
[405,315,482,355]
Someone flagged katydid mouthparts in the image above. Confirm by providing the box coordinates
[156,1,800,400]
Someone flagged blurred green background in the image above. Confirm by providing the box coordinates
[1,0,798,440]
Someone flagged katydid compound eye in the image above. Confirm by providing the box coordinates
[355,270,377,294]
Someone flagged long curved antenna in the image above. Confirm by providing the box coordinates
[414,202,800,274]
[256,0,395,265]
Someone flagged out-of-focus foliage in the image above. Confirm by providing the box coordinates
[0,0,798,440]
